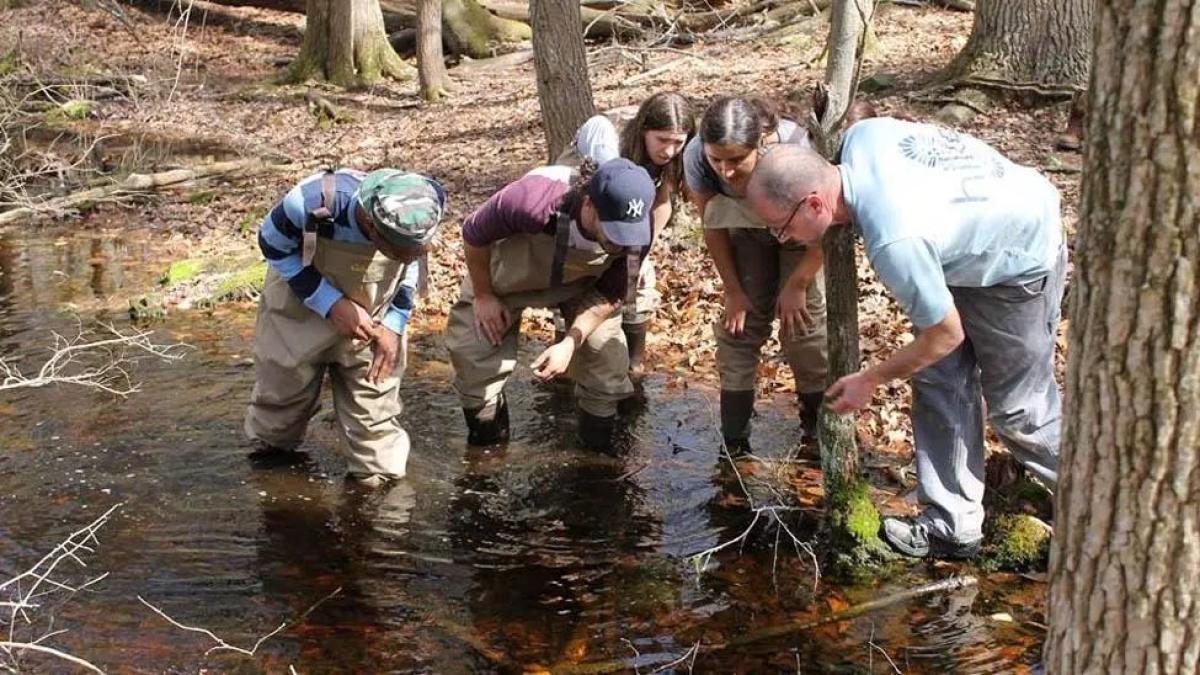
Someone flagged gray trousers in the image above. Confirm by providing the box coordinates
[913,248,1067,543]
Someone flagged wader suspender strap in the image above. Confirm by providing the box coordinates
[625,247,641,307]
[548,210,572,289]
[302,171,338,267]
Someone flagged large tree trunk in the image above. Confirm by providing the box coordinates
[530,0,595,161]
[1044,0,1200,672]
[417,0,450,99]
[287,0,416,87]
[206,0,530,59]
[812,0,889,568]
[942,0,1093,95]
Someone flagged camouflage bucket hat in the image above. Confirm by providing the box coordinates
[357,169,446,248]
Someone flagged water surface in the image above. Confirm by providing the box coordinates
[0,227,1046,673]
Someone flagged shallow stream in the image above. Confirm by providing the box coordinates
[0,226,1046,673]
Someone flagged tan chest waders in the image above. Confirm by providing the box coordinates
[446,210,635,420]
[703,194,829,393]
[244,171,413,479]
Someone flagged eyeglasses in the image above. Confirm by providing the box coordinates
[768,195,810,242]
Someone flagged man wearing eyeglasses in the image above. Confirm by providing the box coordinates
[745,118,1067,560]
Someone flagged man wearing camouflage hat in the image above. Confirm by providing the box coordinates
[446,158,655,452]
[245,167,446,485]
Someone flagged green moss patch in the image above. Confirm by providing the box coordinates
[187,190,216,205]
[46,100,93,123]
[0,49,21,77]
[161,258,207,287]
[129,293,167,321]
[826,478,896,575]
[208,260,267,303]
[981,514,1051,572]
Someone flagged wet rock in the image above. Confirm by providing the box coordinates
[980,514,1052,572]
[129,293,166,321]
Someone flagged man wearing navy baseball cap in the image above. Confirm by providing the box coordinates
[446,158,655,452]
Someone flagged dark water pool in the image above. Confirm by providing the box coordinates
[0,228,1046,673]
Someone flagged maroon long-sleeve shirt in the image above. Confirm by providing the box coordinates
[461,167,631,302]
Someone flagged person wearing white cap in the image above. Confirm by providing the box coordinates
[445,158,655,452]
[245,168,446,485]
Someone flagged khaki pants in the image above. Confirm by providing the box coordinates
[622,254,660,325]
[446,278,633,418]
[244,241,411,478]
[706,196,829,393]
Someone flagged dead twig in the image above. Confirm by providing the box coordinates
[0,157,299,226]
[725,576,979,648]
[138,587,342,658]
[685,400,821,589]
[2,504,121,675]
[0,322,189,397]
[867,623,902,674]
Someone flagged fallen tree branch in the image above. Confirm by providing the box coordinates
[725,575,980,648]
[0,641,106,674]
[0,157,299,226]
[0,323,189,396]
[452,49,534,74]
[626,57,689,84]
[138,587,342,657]
[2,504,122,675]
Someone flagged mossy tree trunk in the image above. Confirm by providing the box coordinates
[942,0,1092,95]
[530,0,595,161]
[1045,0,1200,671]
[811,0,890,567]
[417,0,450,99]
[287,0,415,87]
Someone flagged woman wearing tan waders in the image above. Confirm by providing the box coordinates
[683,96,829,455]
[556,92,696,373]
[446,159,655,452]
[244,169,446,486]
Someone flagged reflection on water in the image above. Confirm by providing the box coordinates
[0,231,1046,673]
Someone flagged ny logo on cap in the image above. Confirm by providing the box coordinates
[625,199,645,219]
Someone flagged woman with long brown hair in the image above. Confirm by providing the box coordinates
[683,95,828,454]
[558,92,695,373]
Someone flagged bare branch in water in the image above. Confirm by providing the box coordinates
[2,504,122,675]
[0,322,189,397]
[685,398,822,589]
[138,587,343,658]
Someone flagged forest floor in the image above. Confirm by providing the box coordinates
[2,0,1078,524]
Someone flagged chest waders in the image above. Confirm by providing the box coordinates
[445,211,638,452]
[244,171,415,479]
[702,194,830,455]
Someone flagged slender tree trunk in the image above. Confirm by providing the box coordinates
[943,0,1093,94]
[288,0,415,87]
[1045,0,1200,672]
[530,0,595,161]
[417,0,450,100]
[811,0,889,566]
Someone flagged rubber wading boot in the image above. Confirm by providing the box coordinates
[623,321,648,373]
[464,394,510,446]
[577,410,618,455]
[720,389,755,456]
[799,391,824,443]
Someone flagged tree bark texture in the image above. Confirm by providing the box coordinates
[208,0,526,58]
[417,0,450,99]
[530,0,595,161]
[1045,0,1200,672]
[289,0,415,87]
[816,0,871,499]
[943,0,1093,94]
